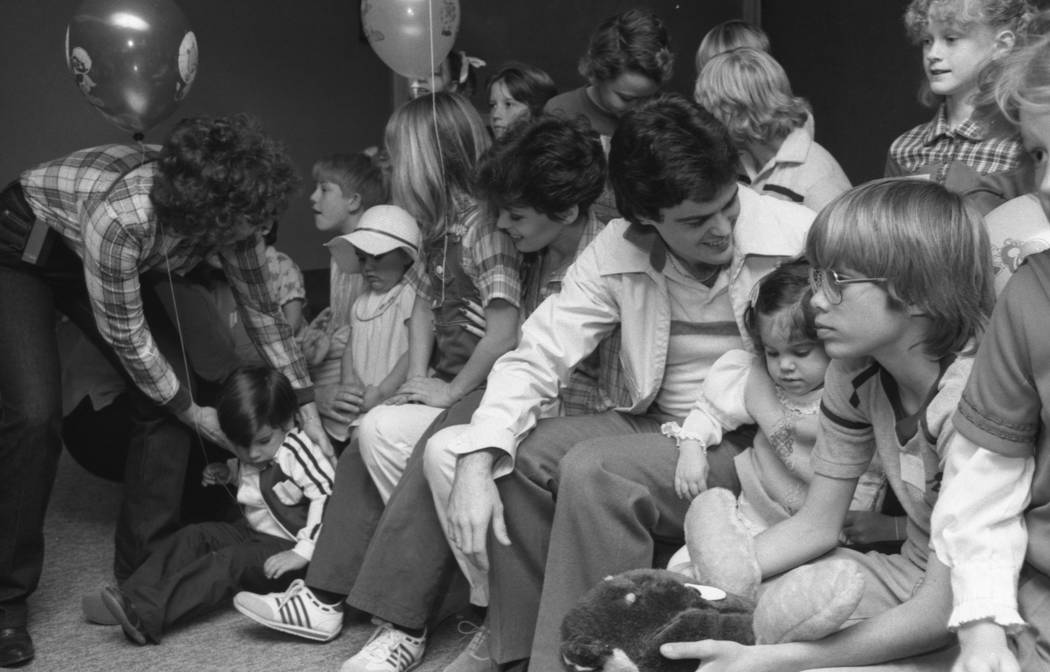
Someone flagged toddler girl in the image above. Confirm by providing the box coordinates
[322,204,421,439]
[98,366,335,645]
[663,260,883,575]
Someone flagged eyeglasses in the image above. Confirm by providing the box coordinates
[808,268,888,305]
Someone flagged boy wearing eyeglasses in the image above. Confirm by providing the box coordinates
[663,178,995,670]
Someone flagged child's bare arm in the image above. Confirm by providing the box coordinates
[406,294,435,380]
[365,352,410,411]
[396,298,519,408]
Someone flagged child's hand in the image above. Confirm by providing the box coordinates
[361,385,383,413]
[674,441,709,500]
[842,511,904,545]
[953,621,1019,672]
[201,462,231,486]
[263,550,308,580]
[460,299,486,339]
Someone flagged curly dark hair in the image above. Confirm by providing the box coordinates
[476,115,606,219]
[150,114,300,246]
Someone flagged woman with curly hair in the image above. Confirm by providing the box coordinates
[695,47,851,213]
[0,113,328,667]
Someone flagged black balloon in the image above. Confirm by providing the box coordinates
[66,0,198,135]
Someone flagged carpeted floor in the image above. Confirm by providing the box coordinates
[27,452,472,672]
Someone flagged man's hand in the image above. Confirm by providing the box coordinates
[263,549,308,580]
[177,403,233,452]
[387,376,457,408]
[446,451,511,571]
[298,401,334,459]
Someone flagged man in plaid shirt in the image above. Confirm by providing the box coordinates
[0,114,329,667]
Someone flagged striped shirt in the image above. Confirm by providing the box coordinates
[886,105,1023,182]
[20,144,310,412]
[236,427,335,561]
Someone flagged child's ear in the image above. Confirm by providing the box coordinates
[992,30,1016,58]
[345,192,363,214]
[555,204,580,224]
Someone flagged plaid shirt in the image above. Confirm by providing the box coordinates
[886,104,1023,181]
[407,194,522,310]
[21,144,310,412]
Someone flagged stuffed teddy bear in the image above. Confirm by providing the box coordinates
[560,488,866,672]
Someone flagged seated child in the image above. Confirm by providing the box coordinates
[662,259,886,576]
[930,30,1050,672]
[885,0,1032,212]
[544,7,673,223]
[321,204,421,441]
[486,61,557,139]
[95,365,335,645]
[693,19,816,137]
[695,48,851,212]
[297,153,388,436]
[694,19,771,74]
[662,178,995,670]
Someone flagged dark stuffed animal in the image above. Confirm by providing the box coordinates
[559,489,866,672]
[560,568,755,672]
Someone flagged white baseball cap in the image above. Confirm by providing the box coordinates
[325,204,422,274]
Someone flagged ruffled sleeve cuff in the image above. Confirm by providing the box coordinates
[948,562,1026,633]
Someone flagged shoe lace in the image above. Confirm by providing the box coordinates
[362,624,406,663]
[274,579,307,609]
[457,621,490,658]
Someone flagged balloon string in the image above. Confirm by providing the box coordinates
[148,134,238,504]
[428,0,448,308]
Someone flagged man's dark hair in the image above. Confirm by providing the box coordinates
[608,94,738,225]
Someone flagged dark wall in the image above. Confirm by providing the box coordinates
[0,0,392,270]
[763,0,928,184]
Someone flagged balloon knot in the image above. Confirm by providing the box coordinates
[133,132,145,142]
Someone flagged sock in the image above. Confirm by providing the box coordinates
[391,623,425,638]
[309,586,346,607]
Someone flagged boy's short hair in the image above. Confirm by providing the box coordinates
[216,366,298,450]
[608,94,738,226]
[695,47,810,147]
[476,116,606,219]
[312,153,388,210]
[486,62,558,118]
[695,19,771,74]
[805,179,994,359]
[578,8,674,86]
[151,114,299,247]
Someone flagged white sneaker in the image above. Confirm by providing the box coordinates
[340,621,427,672]
[233,579,343,642]
[443,621,494,672]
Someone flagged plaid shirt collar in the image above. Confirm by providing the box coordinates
[923,105,986,145]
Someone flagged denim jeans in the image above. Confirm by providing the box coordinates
[0,192,232,617]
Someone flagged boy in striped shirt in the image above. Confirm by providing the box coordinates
[96,366,335,645]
